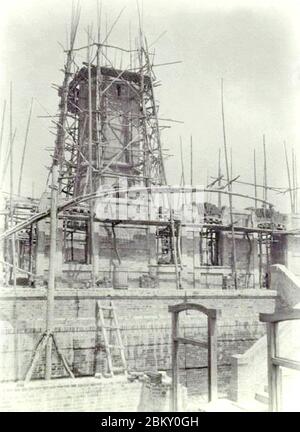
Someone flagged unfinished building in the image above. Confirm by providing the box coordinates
[0,9,300,412]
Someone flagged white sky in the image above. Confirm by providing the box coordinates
[1,0,300,212]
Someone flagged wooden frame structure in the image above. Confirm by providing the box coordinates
[168,302,221,411]
[260,309,300,412]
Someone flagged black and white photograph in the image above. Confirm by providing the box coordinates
[0,0,300,414]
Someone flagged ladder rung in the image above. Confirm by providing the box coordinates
[96,300,127,375]
[97,324,118,330]
[112,366,126,373]
[108,344,124,350]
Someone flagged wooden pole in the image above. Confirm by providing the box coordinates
[295,154,298,213]
[18,98,33,196]
[9,83,18,380]
[0,100,6,167]
[87,27,96,287]
[207,315,218,401]
[180,136,185,187]
[190,135,193,187]
[263,134,268,209]
[254,149,257,210]
[45,163,58,379]
[218,148,221,209]
[179,136,186,207]
[171,311,179,411]
[9,83,16,290]
[267,322,282,411]
[190,135,196,287]
[143,37,167,185]
[284,141,293,213]
[45,7,80,379]
[221,79,237,289]
[129,22,132,70]
[292,147,296,214]
[96,2,102,172]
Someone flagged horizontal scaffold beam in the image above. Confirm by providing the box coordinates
[0,185,285,241]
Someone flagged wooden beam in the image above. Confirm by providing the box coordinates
[263,134,268,207]
[272,356,300,372]
[266,322,282,411]
[0,185,278,242]
[171,311,179,412]
[0,100,6,168]
[18,98,33,196]
[208,315,218,401]
[260,309,300,323]
[174,337,208,349]
[169,302,221,318]
[254,149,257,210]
[284,141,294,213]
[87,26,96,287]
[218,148,221,208]
[221,79,237,289]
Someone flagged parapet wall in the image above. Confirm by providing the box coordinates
[0,287,276,396]
[0,373,186,412]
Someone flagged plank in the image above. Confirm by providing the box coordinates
[174,337,208,349]
[260,309,300,323]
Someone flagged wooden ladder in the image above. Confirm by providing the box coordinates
[95,300,127,377]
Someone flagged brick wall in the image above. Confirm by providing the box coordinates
[0,374,184,412]
[0,288,276,397]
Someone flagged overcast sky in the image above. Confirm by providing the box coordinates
[1,0,300,212]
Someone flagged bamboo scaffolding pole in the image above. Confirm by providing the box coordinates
[284,141,293,213]
[102,6,126,47]
[254,149,257,210]
[143,34,180,287]
[143,37,182,289]
[295,154,298,213]
[179,136,186,207]
[44,6,80,379]
[18,98,33,196]
[263,134,268,211]
[87,26,96,287]
[129,22,132,70]
[218,148,222,209]
[0,100,6,167]
[9,82,19,380]
[190,135,193,187]
[9,85,16,286]
[211,176,284,193]
[96,2,103,173]
[221,79,237,289]
[0,259,34,277]
[190,135,196,288]
[144,37,167,185]
[292,147,296,213]
[180,136,185,187]
[0,129,17,189]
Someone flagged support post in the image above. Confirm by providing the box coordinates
[171,311,179,412]
[207,315,218,401]
[45,163,59,379]
[87,27,96,287]
[221,79,237,289]
[254,149,257,210]
[218,148,221,209]
[267,322,282,412]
